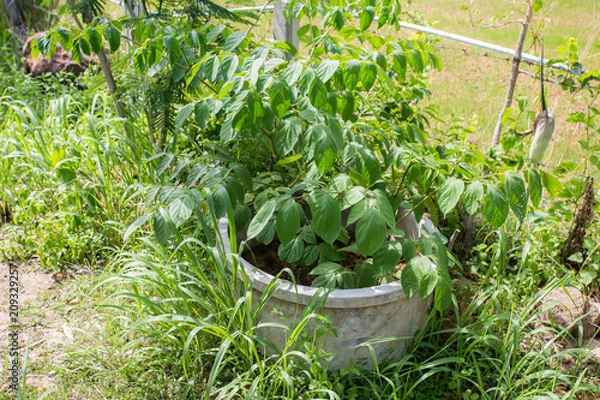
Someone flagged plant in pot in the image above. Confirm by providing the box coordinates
[191,0,463,369]
[110,0,530,370]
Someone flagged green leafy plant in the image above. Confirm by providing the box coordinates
[109,1,559,312]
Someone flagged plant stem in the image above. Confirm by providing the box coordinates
[490,0,533,147]
[67,0,131,139]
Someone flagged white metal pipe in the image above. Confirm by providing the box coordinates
[397,21,578,74]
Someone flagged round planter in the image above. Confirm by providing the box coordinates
[218,217,434,371]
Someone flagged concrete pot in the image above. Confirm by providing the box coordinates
[218,216,434,371]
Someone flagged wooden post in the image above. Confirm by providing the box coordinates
[273,0,298,59]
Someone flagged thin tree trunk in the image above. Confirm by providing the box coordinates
[67,0,131,139]
[3,0,27,34]
[490,0,533,147]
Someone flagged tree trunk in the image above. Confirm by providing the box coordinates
[490,0,533,147]
[3,0,27,34]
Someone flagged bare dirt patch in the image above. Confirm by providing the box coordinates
[0,260,69,394]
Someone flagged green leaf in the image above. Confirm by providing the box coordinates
[392,50,407,81]
[308,190,341,244]
[278,236,305,263]
[276,198,302,244]
[483,184,509,228]
[504,171,528,220]
[310,262,343,275]
[274,117,302,157]
[224,31,246,52]
[247,200,277,240]
[540,170,561,197]
[168,194,195,226]
[359,7,375,31]
[268,80,293,118]
[103,26,121,52]
[343,60,361,90]
[401,255,428,298]
[462,181,484,216]
[356,208,386,255]
[309,78,328,109]
[438,178,464,216]
[342,186,366,209]
[338,90,355,121]
[210,184,231,218]
[164,35,181,64]
[532,0,544,12]
[154,208,172,245]
[360,62,377,90]
[86,28,103,54]
[527,167,542,207]
[372,241,402,277]
[434,271,452,311]
[315,60,339,83]
[175,103,194,129]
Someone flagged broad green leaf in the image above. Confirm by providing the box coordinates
[276,198,302,244]
[220,54,239,80]
[540,170,561,197]
[194,101,210,129]
[372,241,402,277]
[310,262,343,275]
[247,200,277,240]
[360,62,377,90]
[309,78,328,109]
[308,190,341,244]
[331,8,345,30]
[392,50,407,81]
[168,194,195,226]
[338,90,355,121]
[268,80,293,118]
[504,171,528,220]
[175,103,194,129]
[483,184,509,228]
[438,178,464,216]
[533,0,544,11]
[223,31,246,52]
[86,28,103,54]
[103,25,120,52]
[154,208,172,245]
[419,259,438,298]
[315,60,339,83]
[342,186,366,209]
[343,60,361,90]
[353,262,378,288]
[234,206,252,232]
[278,236,305,263]
[434,272,452,311]
[357,148,381,185]
[210,184,231,218]
[359,7,375,31]
[347,199,368,224]
[356,208,386,255]
[274,117,302,157]
[164,35,181,64]
[527,167,542,207]
[462,181,484,216]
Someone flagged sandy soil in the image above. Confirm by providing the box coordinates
[0,260,66,394]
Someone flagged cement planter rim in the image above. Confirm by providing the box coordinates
[218,217,435,309]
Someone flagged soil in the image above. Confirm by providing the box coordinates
[241,239,369,287]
